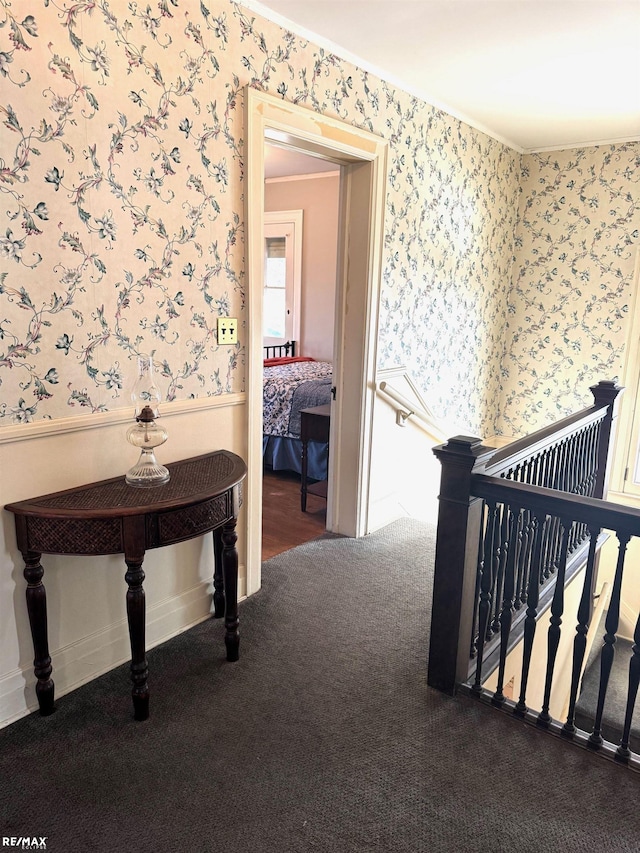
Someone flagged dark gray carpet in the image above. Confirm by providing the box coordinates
[1,518,638,853]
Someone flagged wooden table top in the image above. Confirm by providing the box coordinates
[5,450,247,520]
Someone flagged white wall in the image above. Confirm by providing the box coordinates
[0,401,247,728]
[367,369,445,532]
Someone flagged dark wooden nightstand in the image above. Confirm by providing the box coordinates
[300,404,331,512]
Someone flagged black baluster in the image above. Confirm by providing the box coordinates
[491,504,508,635]
[587,421,601,497]
[577,427,591,535]
[470,515,487,659]
[514,510,547,717]
[547,442,559,489]
[538,518,572,727]
[486,504,501,640]
[563,524,601,736]
[471,513,490,658]
[533,452,543,486]
[617,611,640,763]
[518,508,534,605]
[573,429,585,493]
[560,437,571,492]
[568,432,584,549]
[492,505,519,707]
[589,530,630,748]
[469,552,483,659]
[583,421,594,491]
[515,512,526,604]
[540,447,552,488]
[539,493,554,580]
[547,443,566,576]
[542,443,562,579]
[473,500,498,693]
[512,512,525,612]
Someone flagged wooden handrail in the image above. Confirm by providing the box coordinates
[473,475,640,534]
[377,380,449,441]
[484,380,622,488]
[484,406,606,477]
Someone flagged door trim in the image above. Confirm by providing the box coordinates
[245,87,388,595]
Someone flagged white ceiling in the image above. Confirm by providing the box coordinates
[243,0,640,152]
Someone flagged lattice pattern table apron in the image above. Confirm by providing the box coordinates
[5,450,247,721]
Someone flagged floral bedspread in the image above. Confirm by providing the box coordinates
[263,361,333,438]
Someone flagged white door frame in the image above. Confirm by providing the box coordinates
[245,87,388,596]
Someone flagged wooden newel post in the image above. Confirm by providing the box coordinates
[590,380,624,500]
[427,436,495,695]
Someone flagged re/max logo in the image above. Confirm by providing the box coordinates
[1,840,47,850]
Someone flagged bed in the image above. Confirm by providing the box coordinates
[263,342,332,480]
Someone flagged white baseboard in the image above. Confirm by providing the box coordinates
[0,570,246,729]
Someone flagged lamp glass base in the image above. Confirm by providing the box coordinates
[125,449,170,487]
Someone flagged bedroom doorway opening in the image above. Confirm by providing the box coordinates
[261,150,340,560]
[246,87,388,595]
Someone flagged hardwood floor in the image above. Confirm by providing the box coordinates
[262,468,327,561]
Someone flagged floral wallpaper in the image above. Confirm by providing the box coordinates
[1,0,246,421]
[0,0,636,440]
[378,126,520,434]
[499,144,640,435]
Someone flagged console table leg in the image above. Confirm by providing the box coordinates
[125,560,149,721]
[23,552,55,716]
[212,527,225,619]
[221,520,240,662]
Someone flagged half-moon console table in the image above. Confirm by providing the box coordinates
[5,450,247,722]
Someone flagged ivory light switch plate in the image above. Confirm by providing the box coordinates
[217,317,238,345]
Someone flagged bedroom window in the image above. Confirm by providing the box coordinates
[264,236,287,338]
[263,210,302,347]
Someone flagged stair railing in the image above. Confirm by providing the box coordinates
[427,381,640,765]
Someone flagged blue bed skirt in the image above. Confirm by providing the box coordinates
[263,435,328,481]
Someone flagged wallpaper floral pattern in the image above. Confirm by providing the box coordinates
[0,0,637,439]
[501,144,640,435]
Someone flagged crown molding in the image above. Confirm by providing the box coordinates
[527,134,640,154]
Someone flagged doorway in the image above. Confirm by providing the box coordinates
[261,149,340,560]
[245,87,388,595]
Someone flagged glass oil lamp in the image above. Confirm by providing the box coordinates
[125,355,170,487]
